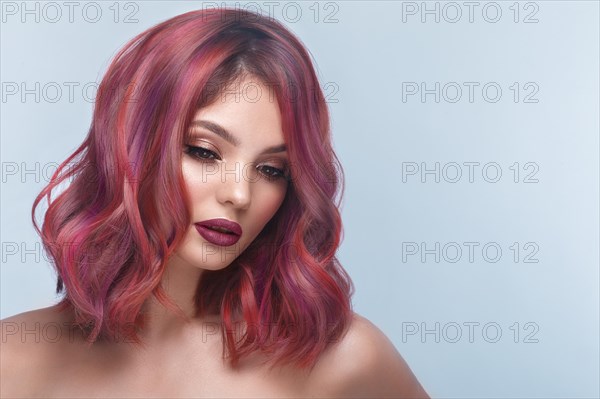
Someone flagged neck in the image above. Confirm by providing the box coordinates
[139,253,206,341]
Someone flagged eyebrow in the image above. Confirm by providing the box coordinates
[189,120,287,155]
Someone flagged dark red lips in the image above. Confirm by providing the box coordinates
[194,218,242,247]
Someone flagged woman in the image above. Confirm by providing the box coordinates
[1,7,430,398]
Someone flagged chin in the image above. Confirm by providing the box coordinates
[175,240,246,270]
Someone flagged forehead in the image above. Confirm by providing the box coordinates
[192,77,284,144]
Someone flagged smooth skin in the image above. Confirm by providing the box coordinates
[1,76,430,398]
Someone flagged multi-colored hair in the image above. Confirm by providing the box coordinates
[31,7,354,370]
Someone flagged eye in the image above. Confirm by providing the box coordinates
[185,145,289,183]
[184,145,220,161]
[258,165,289,182]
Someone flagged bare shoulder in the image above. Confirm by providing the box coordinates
[1,305,71,397]
[1,304,72,345]
[306,312,430,398]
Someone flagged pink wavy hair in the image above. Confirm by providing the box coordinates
[31,7,354,370]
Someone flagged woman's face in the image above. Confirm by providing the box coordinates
[172,76,289,271]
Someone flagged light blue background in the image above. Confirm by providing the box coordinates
[1,1,598,398]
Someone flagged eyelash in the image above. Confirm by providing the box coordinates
[184,145,289,182]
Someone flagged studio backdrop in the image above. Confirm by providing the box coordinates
[1,1,598,398]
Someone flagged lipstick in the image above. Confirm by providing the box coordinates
[194,218,242,247]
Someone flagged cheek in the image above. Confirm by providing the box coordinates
[248,185,287,230]
[182,160,212,199]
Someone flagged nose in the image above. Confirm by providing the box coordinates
[216,161,251,210]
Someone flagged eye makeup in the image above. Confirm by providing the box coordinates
[188,122,287,155]
[183,141,290,182]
